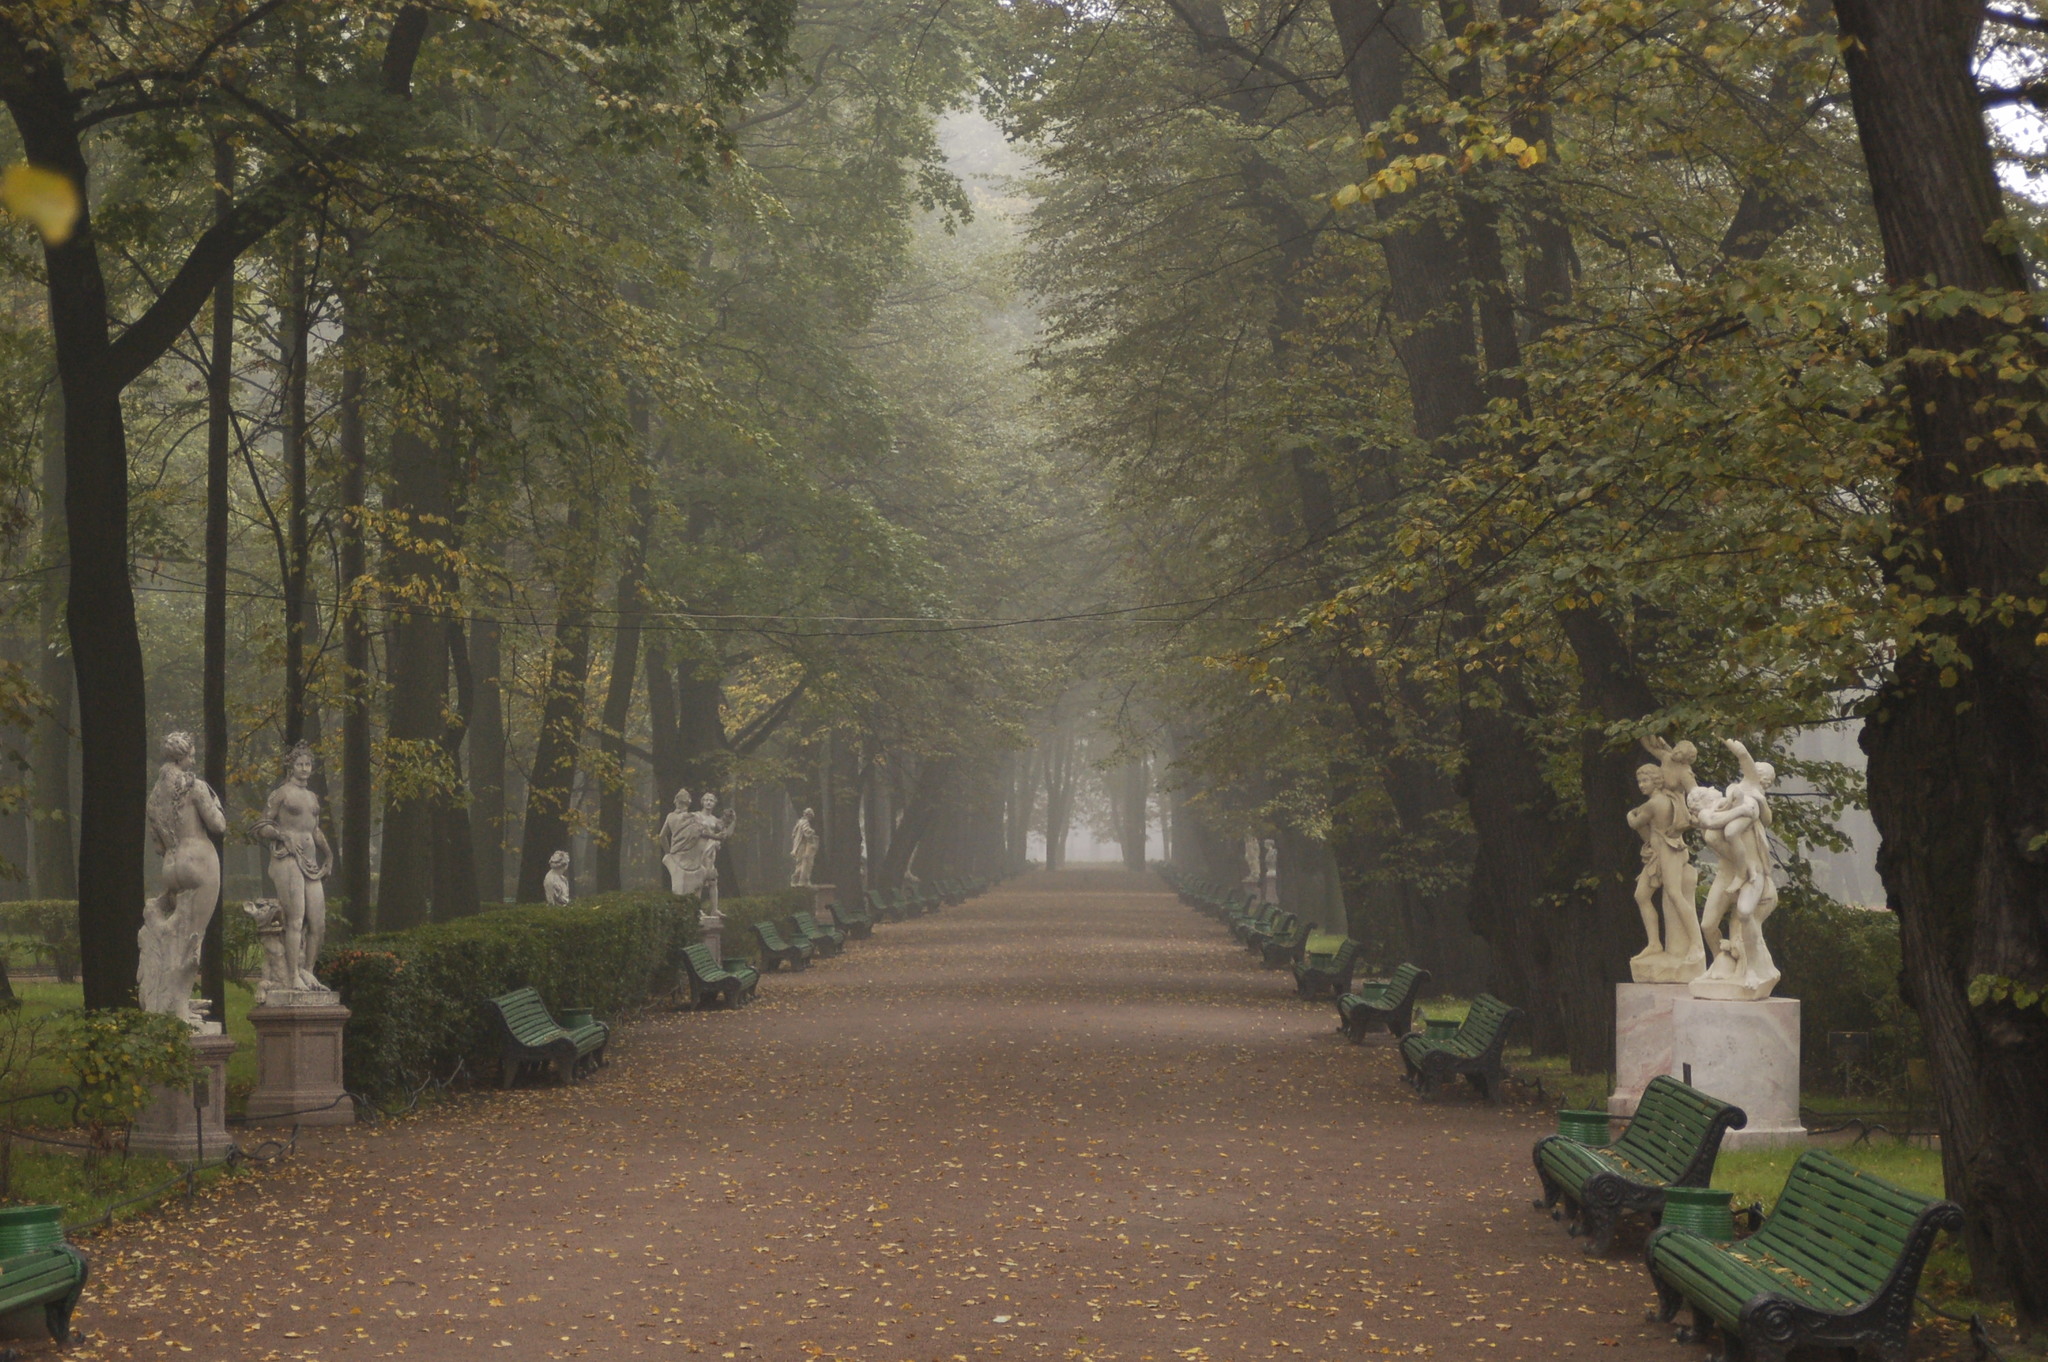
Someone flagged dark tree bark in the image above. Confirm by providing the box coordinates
[337,323,373,927]
[516,565,595,905]
[674,650,730,793]
[468,612,506,905]
[1041,732,1076,870]
[877,758,957,888]
[1117,759,1149,871]
[431,619,479,917]
[280,236,312,745]
[30,387,72,905]
[593,483,652,893]
[818,731,864,897]
[643,630,684,807]
[1832,0,2048,1316]
[375,426,456,930]
[202,136,234,1019]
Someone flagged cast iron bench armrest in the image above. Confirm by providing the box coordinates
[486,987,609,1087]
[1532,1074,1747,1253]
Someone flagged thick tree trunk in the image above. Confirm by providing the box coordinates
[1833,0,2048,1316]
[643,631,684,808]
[376,427,456,931]
[1042,732,1076,870]
[818,732,864,898]
[31,387,73,904]
[877,758,956,887]
[516,579,595,905]
[1117,759,1148,871]
[202,139,234,1014]
[593,486,652,893]
[431,620,479,917]
[468,613,505,905]
[338,337,374,926]
[675,650,729,794]
[280,238,311,746]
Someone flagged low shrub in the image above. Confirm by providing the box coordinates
[319,889,809,1099]
[1771,886,1923,1093]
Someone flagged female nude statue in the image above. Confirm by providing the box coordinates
[253,741,333,995]
[138,732,227,1027]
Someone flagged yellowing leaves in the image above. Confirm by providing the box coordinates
[1,163,80,244]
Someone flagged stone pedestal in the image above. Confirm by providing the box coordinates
[245,1000,353,1126]
[1608,982,1688,1117]
[809,884,839,922]
[698,910,724,964]
[129,1031,236,1160]
[1670,996,1805,1149]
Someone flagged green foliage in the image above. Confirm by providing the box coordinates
[54,1010,194,1147]
[319,891,801,1100]
[1770,889,1922,1092]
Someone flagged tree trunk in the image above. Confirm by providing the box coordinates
[1833,0,2048,1316]
[31,384,73,905]
[818,731,864,898]
[1042,732,1076,871]
[644,630,683,808]
[280,235,311,746]
[376,426,455,931]
[432,619,479,918]
[468,612,505,906]
[1117,759,1148,871]
[878,758,956,887]
[338,322,374,927]
[202,136,234,1015]
[516,573,595,905]
[593,485,652,893]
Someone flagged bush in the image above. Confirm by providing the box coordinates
[55,1009,194,1151]
[1771,887,1923,1092]
[319,889,807,1100]
[0,901,79,981]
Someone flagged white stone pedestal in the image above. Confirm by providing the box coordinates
[1608,982,1688,1117]
[129,1031,236,1160]
[698,910,725,964]
[810,884,839,922]
[246,1001,354,1126]
[1671,996,1805,1149]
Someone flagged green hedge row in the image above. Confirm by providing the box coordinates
[318,888,813,1100]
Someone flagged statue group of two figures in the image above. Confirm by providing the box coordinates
[659,789,738,907]
[1627,736,1781,1001]
[141,737,332,1029]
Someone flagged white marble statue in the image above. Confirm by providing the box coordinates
[241,899,291,1005]
[252,741,333,997]
[1261,837,1279,904]
[1687,739,1781,1001]
[789,807,819,887]
[660,789,737,904]
[1625,749,1705,984]
[544,850,572,907]
[137,731,227,1029]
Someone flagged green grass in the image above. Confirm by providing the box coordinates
[0,980,260,1126]
[1,1144,240,1229]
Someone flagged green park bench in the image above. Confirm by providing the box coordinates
[1531,1074,1747,1253]
[0,1242,89,1348]
[1230,903,1280,945]
[1291,937,1362,999]
[1336,962,1432,1042]
[864,888,897,923]
[753,921,815,970]
[679,942,760,1008]
[791,909,846,956]
[485,986,608,1087]
[831,900,874,938]
[1398,993,1518,1102]
[1244,909,1294,954]
[1259,918,1310,968]
[1647,1149,1962,1362]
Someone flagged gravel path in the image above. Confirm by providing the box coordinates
[56,867,1684,1360]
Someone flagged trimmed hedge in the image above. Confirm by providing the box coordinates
[319,888,814,1099]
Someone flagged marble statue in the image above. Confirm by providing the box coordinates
[1243,834,1261,885]
[241,899,292,1006]
[253,741,333,997]
[1687,739,1781,1001]
[660,789,737,904]
[789,807,819,887]
[1261,837,1279,904]
[137,732,227,1029]
[1625,752,1705,984]
[544,850,572,907]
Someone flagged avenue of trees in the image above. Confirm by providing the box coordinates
[0,0,2044,1325]
[1001,0,2048,1318]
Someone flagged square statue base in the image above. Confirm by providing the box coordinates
[1608,982,1688,1117]
[1671,995,1805,1149]
[129,1032,237,1160]
[809,884,839,920]
[245,1001,354,1126]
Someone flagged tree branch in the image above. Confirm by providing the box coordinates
[730,679,807,756]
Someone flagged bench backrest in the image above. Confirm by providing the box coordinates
[1328,938,1360,971]
[1383,962,1428,1003]
[794,910,830,935]
[1613,1075,1746,1184]
[754,922,791,950]
[1750,1150,1962,1305]
[1268,912,1296,937]
[1449,993,1516,1055]
[489,987,562,1044]
[683,943,728,979]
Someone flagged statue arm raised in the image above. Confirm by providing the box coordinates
[1724,737,1760,786]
